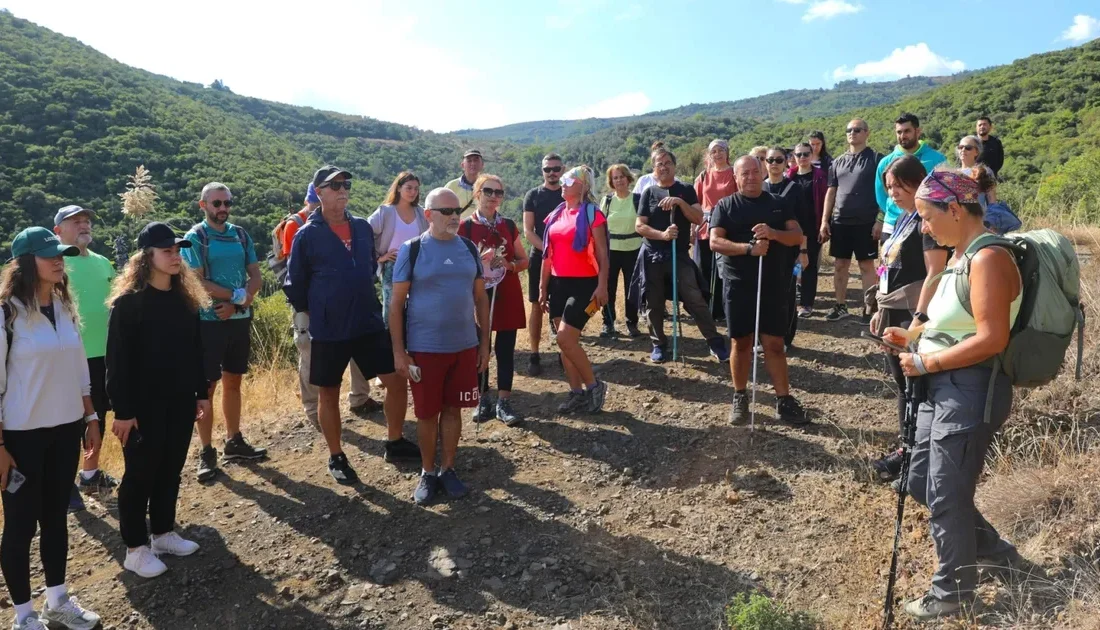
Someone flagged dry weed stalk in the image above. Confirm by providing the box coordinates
[119,165,158,217]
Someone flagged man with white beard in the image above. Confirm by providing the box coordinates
[54,205,118,511]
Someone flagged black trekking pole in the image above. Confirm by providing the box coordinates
[882,374,922,629]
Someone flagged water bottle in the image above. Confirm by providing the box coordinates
[793,262,802,279]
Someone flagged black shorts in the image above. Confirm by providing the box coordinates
[548,275,598,331]
[527,254,542,303]
[829,222,878,261]
[724,280,789,340]
[310,330,395,388]
[85,356,110,448]
[200,317,252,382]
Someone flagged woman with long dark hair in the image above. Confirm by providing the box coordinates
[0,227,101,630]
[368,171,430,319]
[807,130,833,173]
[107,222,213,579]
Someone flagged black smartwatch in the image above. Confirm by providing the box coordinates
[914,311,929,324]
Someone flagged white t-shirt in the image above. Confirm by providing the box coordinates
[391,213,424,251]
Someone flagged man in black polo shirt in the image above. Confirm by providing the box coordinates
[635,145,728,364]
[819,118,881,323]
[710,156,807,426]
[976,116,1004,177]
[522,153,564,376]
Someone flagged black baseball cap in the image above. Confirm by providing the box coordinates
[137,222,192,249]
[312,165,353,188]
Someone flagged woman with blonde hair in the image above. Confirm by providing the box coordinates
[368,171,430,318]
[461,174,529,426]
[106,222,212,579]
[598,164,642,338]
[694,139,737,323]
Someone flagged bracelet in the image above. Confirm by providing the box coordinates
[84,413,99,423]
[912,353,929,375]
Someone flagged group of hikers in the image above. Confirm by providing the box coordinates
[0,110,1065,627]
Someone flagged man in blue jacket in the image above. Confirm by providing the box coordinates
[284,165,419,485]
[874,113,946,240]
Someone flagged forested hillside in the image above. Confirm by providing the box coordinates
[2,11,1099,265]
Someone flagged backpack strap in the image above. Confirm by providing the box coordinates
[408,238,421,277]
[603,194,612,214]
[780,181,796,198]
[189,223,210,280]
[459,236,481,267]
[233,226,250,271]
[949,236,1026,317]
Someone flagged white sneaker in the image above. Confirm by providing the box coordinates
[41,595,100,630]
[11,612,48,630]
[151,531,200,557]
[125,546,167,578]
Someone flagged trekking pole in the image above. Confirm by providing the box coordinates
[670,207,680,362]
[883,374,922,629]
[750,253,764,432]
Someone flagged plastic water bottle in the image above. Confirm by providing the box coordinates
[793,261,802,279]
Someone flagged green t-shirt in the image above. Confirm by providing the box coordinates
[603,194,642,252]
[65,251,115,359]
[181,220,259,321]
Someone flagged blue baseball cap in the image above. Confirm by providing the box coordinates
[53,205,97,226]
[306,182,320,205]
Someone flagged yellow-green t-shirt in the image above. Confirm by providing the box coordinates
[603,193,642,251]
[65,250,115,359]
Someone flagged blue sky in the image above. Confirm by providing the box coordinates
[3,0,1099,132]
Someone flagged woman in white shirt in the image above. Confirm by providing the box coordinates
[368,171,430,321]
[0,227,101,630]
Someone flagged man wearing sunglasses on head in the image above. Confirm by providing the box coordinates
[183,182,266,483]
[445,149,485,221]
[521,153,565,376]
[285,166,413,485]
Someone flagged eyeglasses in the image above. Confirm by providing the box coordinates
[320,180,352,191]
[480,187,505,198]
[957,145,978,152]
[794,151,811,158]
[845,127,866,134]
[209,199,233,208]
[430,207,462,216]
[543,166,562,173]
[765,157,786,164]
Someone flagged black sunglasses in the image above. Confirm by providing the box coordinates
[320,180,352,191]
[765,157,786,164]
[794,151,811,158]
[209,199,233,208]
[957,145,978,151]
[481,187,504,198]
[430,207,463,216]
[845,127,866,134]
[543,166,562,174]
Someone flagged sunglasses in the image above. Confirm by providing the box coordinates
[320,180,352,191]
[209,199,233,208]
[431,207,462,216]
[480,187,504,198]
[845,127,866,134]
[957,145,978,152]
[794,151,811,158]
[765,157,786,164]
[542,166,562,174]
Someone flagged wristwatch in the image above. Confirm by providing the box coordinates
[799,249,808,254]
[914,311,930,324]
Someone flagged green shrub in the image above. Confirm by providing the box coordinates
[725,593,819,630]
[250,293,295,369]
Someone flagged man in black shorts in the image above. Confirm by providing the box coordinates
[284,166,418,485]
[819,118,881,323]
[522,153,564,376]
[710,156,807,425]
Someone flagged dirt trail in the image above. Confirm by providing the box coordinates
[3,273,970,629]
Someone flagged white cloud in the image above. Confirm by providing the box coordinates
[1060,14,1100,42]
[568,92,651,119]
[832,43,965,80]
[802,0,862,21]
[615,4,643,22]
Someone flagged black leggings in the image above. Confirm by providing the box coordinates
[118,402,196,548]
[0,420,82,605]
[603,248,639,326]
[800,239,823,309]
[479,330,517,394]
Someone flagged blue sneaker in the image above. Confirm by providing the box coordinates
[438,468,468,499]
[413,472,439,505]
[707,337,730,362]
[68,484,86,513]
[650,345,668,363]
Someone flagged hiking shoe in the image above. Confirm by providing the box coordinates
[860,308,872,325]
[650,345,668,363]
[707,337,730,362]
[797,306,813,319]
[124,545,167,578]
[777,395,809,425]
[41,596,100,630]
[527,354,542,377]
[438,468,469,499]
[824,304,849,321]
[599,322,616,338]
[383,437,421,463]
[872,448,905,482]
[196,446,219,482]
[224,433,267,460]
[78,470,119,493]
[413,472,439,505]
[556,390,589,415]
[496,398,524,427]
[150,531,200,557]
[68,484,86,513]
[11,612,48,630]
[903,593,969,621]
[328,453,359,486]
[729,390,750,425]
[587,380,608,413]
[626,321,642,337]
[349,398,383,416]
[473,394,495,423]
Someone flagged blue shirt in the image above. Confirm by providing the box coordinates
[393,233,482,353]
[182,220,258,321]
[875,141,947,231]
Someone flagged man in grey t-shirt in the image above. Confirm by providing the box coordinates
[390,188,490,506]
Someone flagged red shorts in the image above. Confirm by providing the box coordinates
[409,347,480,420]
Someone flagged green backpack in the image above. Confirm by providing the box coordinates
[938,229,1085,419]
